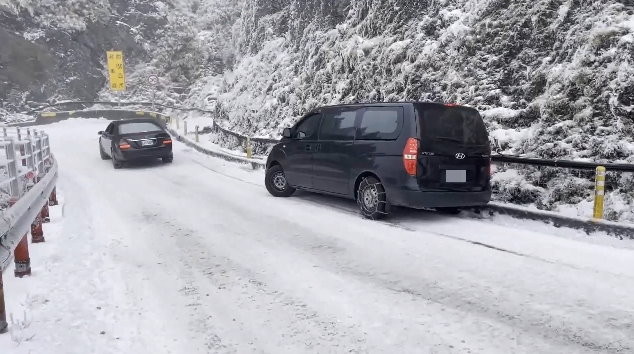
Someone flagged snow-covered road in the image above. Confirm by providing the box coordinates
[2,118,634,353]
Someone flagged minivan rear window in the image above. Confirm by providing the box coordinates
[357,107,403,140]
[418,106,488,146]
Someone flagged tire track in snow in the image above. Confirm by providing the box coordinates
[137,210,369,353]
[181,153,633,353]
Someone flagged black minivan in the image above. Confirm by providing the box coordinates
[265,102,491,219]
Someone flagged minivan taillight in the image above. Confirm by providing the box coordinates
[403,138,419,176]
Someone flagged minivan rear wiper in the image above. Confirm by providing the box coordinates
[434,136,465,143]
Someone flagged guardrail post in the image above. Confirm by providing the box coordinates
[0,272,7,334]
[31,212,45,243]
[49,187,59,206]
[2,127,6,138]
[41,202,50,223]
[16,127,21,141]
[184,121,188,135]
[593,166,606,220]
[246,137,253,159]
[176,118,180,130]
[195,126,199,142]
[14,235,31,278]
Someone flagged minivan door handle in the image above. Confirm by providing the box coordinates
[305,144,312,152]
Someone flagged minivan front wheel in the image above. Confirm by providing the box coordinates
[357,176,389,219]
[265,165,295,197]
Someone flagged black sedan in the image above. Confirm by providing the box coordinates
[98,119,173,169]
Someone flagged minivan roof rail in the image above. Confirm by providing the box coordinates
[310,101,472,110]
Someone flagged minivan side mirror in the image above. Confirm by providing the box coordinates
[282,128,292,138]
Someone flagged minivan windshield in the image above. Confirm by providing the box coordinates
[418,106,488,147]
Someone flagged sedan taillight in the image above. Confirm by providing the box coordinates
[119,140,131,150]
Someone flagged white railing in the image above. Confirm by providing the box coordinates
[0,126,58,334]
[0,127,52,202]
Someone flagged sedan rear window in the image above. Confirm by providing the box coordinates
[118,122,162,134]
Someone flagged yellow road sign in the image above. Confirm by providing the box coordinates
[106,51,126,91]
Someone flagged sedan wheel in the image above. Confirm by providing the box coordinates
[112,150,123,169]
[99,144,110,160]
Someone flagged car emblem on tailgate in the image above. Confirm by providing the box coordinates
[455,153,466,159]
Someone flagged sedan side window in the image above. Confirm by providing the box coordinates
[294,114,321,140]
[105,123,115,135]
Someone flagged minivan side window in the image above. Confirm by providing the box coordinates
[357,107,404,140]
[293,114,321,140]
[319,110,357,141]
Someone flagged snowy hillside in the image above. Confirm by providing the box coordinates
[191,0,634,222]
[1,0,633,221]
[211,1,633,153]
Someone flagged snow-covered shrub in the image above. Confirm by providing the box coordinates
[491,168,545,204]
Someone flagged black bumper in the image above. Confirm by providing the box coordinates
[115,146,172,161]
[389,187,492,209]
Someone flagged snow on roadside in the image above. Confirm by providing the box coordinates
[0,183,201,354]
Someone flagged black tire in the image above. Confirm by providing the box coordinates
[162,156,173,163]
[265,165,295,197]
[437,207,462,215]
[99,144,110,160]
[357,176,389,219]
[112,149,123,169]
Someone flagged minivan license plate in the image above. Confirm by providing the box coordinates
[141,139,154,146]
[446,170,466,183]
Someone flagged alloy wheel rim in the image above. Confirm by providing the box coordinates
[272,172,287,191]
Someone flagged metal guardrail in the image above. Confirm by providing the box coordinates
[491,154,634,173]
[0,126,59,334]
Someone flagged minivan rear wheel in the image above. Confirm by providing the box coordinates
[265,165,295,197]
[357,176,389,220]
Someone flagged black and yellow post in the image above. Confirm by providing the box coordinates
[246,137,253,159]
[593,166,606,220]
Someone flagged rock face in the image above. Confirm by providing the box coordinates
[0,0,166,110]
